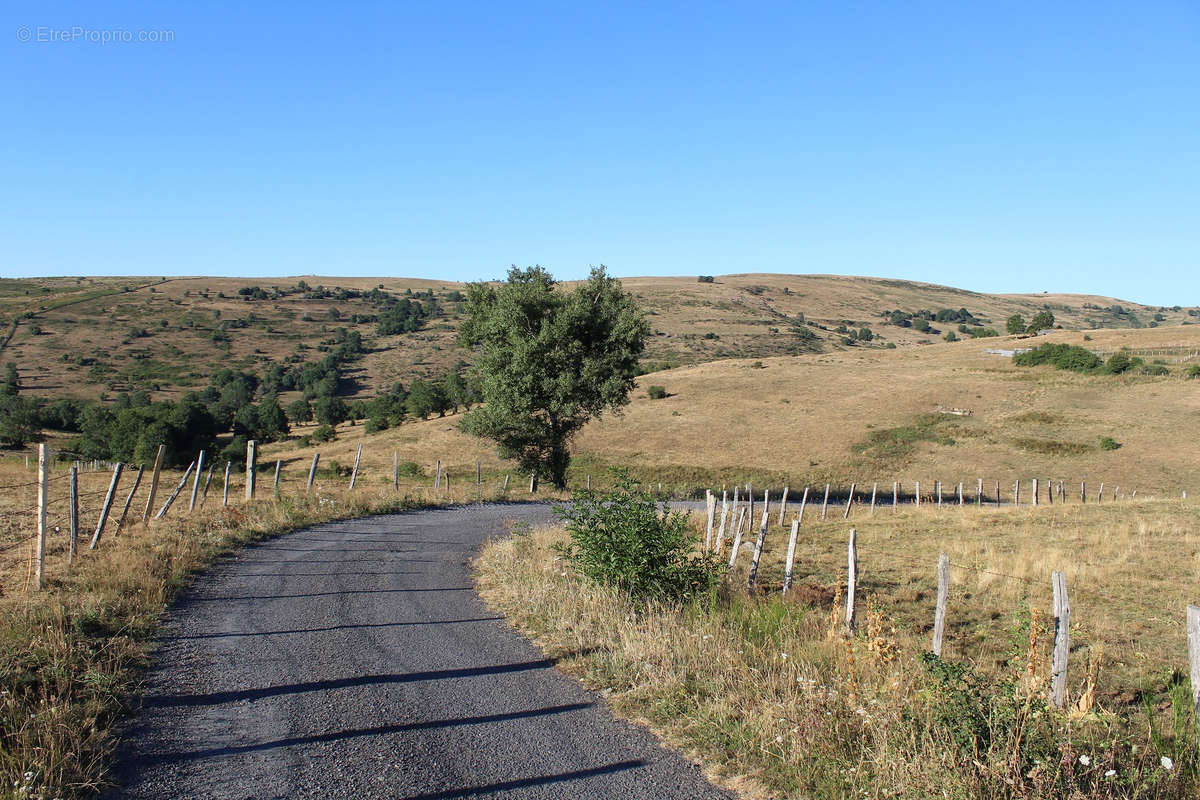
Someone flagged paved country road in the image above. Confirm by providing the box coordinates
[106,504,735,799]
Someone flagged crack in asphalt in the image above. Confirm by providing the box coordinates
[106,503,735,799]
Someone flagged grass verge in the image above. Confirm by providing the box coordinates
[475,519,1200,799]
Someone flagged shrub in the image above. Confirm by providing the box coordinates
[1142,364,1170,376]
[553,473,721,601]
[1099,436,1121,451]
[364,416,388,433]
[647,385,667,399]
[396,460,423,477]
[1013,343,1101,372]
[697,275,714,283]
[1187,365,1200,380]
[311,424,337,443]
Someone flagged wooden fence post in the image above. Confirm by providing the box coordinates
[957,482,963,506]
[977,477,983,507]
[272,460,281,495]
[1188,605,1200,736]
[586,474,590,490]
[846,528,858,634]
[68,465,78,566]
[796,486,809,524]
[189,450,206,512]
[142,444,166,522]
[349,444,362,489]
[782,519,800,593]
[200,462,214,507]
[35,444,47,590]
[529,472,536,493]
[307,453,320,493]
[915,480,921,508]
[476,460,482,498]
[503,474,510,492]
[1032,478,1039,506]
[727,506,747,568]
[715,491,730,555]
[1014,480,1020,507]
[1051,571,1070,708]
[747,490,770,589]
[245,440,257,501]
[932,553,949,656]
[778,486,789,527]
[935,480,941,507]
[893,481,898,511]
[843,482,855,519]
[995,480,1000,506]
[747,482,754,522]
[154,461,196,520]
[435,460,442,489]
[821,484,830,520]
[89,463,123,549]
[1059,480,1065,502]
[222,461,231,507]
[1081,481,1086,504]
[114,466,144,536]
[870,482,877,514]
[704,490,716,553]
[1046,477,1053,505]
[1097,482,1104,503]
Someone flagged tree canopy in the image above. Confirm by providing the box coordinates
[458,266,648,489]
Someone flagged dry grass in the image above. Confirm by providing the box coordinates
[476,510,1200,799]
[0,457,453,799]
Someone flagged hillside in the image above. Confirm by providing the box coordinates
[0,273,1194,405]
[241,323,1200,501]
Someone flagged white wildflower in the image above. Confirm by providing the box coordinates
[1161,756,1174,771]
[1104,769,1116,777]
[1078,755,1091,767]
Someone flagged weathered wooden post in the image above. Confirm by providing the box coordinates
[528,472,536,493]
[957,481,963,506]
[476,460,482,498]
[932,553,949,656]
[777,486,789,527]
[68,464,78,566]
[272,460,282,496]
[114,466,144,536]
[349,444,362,489]
[1188,605,1200,736]
[995,480,1000,506]
[782,518,800,593]
[746,490,770,589]
[893,481,898,511]
[915,480,921,508]
[846,528,858,634]
[222,461,231,507]
[502,474,509,492]
[820,483,830,520]
[90,463,123,549]
[715,491,730,555]
[1014,480,1020,507]
[977,477,983,507]
[35,444,47,589]
[1059,480,1065,502]
[188,450,206,512]
[435,459,442,489]
[1032,478,1039,506]
[586,474,590,490]
[307,453,320,493]
[393,451,400,492]
[842,482,855,519]
[935,480,941,507]
[869,482,877,514]
[245,440,257,501]
[747,482,754,522]
[200,462,214,507]
[796,486,809,523]
[142,444,166,522]
[704,490,716,553]
[1051,571,1070,708]
[154,460,196,520]
[1046,477,1053,505]
[727,507,748,568]
[1097,482,1104,503]
[1081,480,1086,504]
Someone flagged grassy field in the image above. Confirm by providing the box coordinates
[476,501,1200,799]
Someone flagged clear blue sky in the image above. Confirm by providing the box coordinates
[3,1,1197,305]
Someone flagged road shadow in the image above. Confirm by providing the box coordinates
[162,617,503,641]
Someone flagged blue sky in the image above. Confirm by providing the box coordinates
[3,2,1197,304]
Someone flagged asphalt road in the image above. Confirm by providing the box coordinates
[106,503,735,799]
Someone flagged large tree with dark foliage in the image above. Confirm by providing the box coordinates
[458,266,647,490]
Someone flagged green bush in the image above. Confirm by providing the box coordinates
[311,424,337,443]
[1142,364,1170,376]
[1187,365,1200,380]
[647,385,667,399]
[1099,436,1121,451]
[364,416,389,433]
[396,460,423,477]
[554,473,721,601]
[697,275,714,283]
[1013,343,1101,372]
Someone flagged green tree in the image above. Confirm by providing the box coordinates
[312,395,348,426]
[458,266,648,490]
[1026,310,1055,333]
[1006,314,1026,335]
[404,378,444,420]
[286,398,313,423]
[1,362,18,397]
